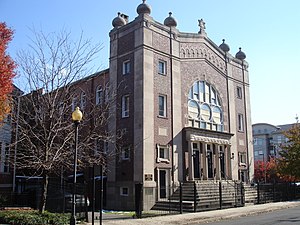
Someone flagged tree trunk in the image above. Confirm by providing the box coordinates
[39,174,49,213]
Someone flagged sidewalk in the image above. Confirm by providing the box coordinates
[85,201,300,225]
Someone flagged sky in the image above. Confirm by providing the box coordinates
[1,0,300,126]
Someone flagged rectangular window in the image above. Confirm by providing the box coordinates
[121,146,130,160]
[237,86,242,99]
[157,145,169,163]
[158,60,166,75]
[158,95,166,117]
[238,114,244,131]
[122,95,130,118]
[120,187,129,196]
[122,60,130,75]
[95,139,108,155]
[239,152,246,164]
[239,152,247,166]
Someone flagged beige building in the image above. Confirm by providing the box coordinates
[106,1,254,210]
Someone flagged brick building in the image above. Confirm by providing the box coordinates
[9,1,254,211]
[104,1,253,210]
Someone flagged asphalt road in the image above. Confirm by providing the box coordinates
[203,205,300,225]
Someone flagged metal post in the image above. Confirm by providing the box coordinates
[92,166,95,225]
[179,182,183,214]
[219,181,222,209]
[193,182,197,213]
[257,182,260,204]
[99,165,103,225]
[70,122,79,225]
[135,183,143,218]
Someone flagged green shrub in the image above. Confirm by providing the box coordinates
[0,210,70,225]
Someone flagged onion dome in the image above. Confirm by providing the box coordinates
[164,12,177,27]
[235,47,246,60]
[137,0,151,15]
[112,12,126,28]
[219,39,230,52]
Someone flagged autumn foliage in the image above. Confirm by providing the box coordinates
[277,124,300,180]
[0,22,16,122]
[254,158,295,183]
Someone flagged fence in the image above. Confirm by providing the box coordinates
[137,180,245,218]
[3,177,90,220]
[256,182,300,204]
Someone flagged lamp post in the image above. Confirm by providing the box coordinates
[70,107,83,225]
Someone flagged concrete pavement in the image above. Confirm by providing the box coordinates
[84,201,300,225]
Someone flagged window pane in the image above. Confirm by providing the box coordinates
[158,61,166,74]
[201,104,211,121]
[188,100,199,119]
[122,95,129,117]
[159,95,166,117]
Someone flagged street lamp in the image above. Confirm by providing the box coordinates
[70,107,83,225]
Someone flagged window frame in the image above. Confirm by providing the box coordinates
[238,113,244,132]
[121,146,130,160]
[71,97,77,111]
[237,86,243,99]
[121,95,130,118]
[80,92,86,110]
[96,86,103,105]
[158,95,167,117]
[120,187,129,196]
[157,144,170,163]
[158,60,166,75]
[122,60,130,75]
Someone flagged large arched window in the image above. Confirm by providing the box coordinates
[188,81,223,131]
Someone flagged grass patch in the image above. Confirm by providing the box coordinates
[0,210,70,225]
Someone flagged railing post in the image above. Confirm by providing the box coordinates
[135,183,143,218]
[193,182,197,213]
[272,181,275,202]
[257,182,260,204]
[179,182,183,214]
[219,181,222,209]
[241,182,245,206]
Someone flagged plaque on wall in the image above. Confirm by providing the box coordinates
[145,174,153,181]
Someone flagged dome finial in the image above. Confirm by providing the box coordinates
[235,47,246,60]
[112,12,126,28]
[137,0,151,15]
[164,11,177,27]
[219,39,230,52]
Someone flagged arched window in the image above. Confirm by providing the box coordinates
[96,86,103,105]
[187,80,223,131]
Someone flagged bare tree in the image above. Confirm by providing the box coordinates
[13,28,117,213]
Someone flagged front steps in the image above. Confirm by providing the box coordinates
[151,180,244,212]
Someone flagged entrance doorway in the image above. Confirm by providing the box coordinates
[159,170,167,198]
[207,151,213,179]
[193,150,200,179]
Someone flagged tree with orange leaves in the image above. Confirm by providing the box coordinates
[0,22,16,122]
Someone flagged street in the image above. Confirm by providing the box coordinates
[203,205,300,225]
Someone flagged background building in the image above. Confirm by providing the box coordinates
[252,123,294,162]
[0,85,22,199]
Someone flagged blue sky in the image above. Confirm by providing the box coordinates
[1,0,300,126]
